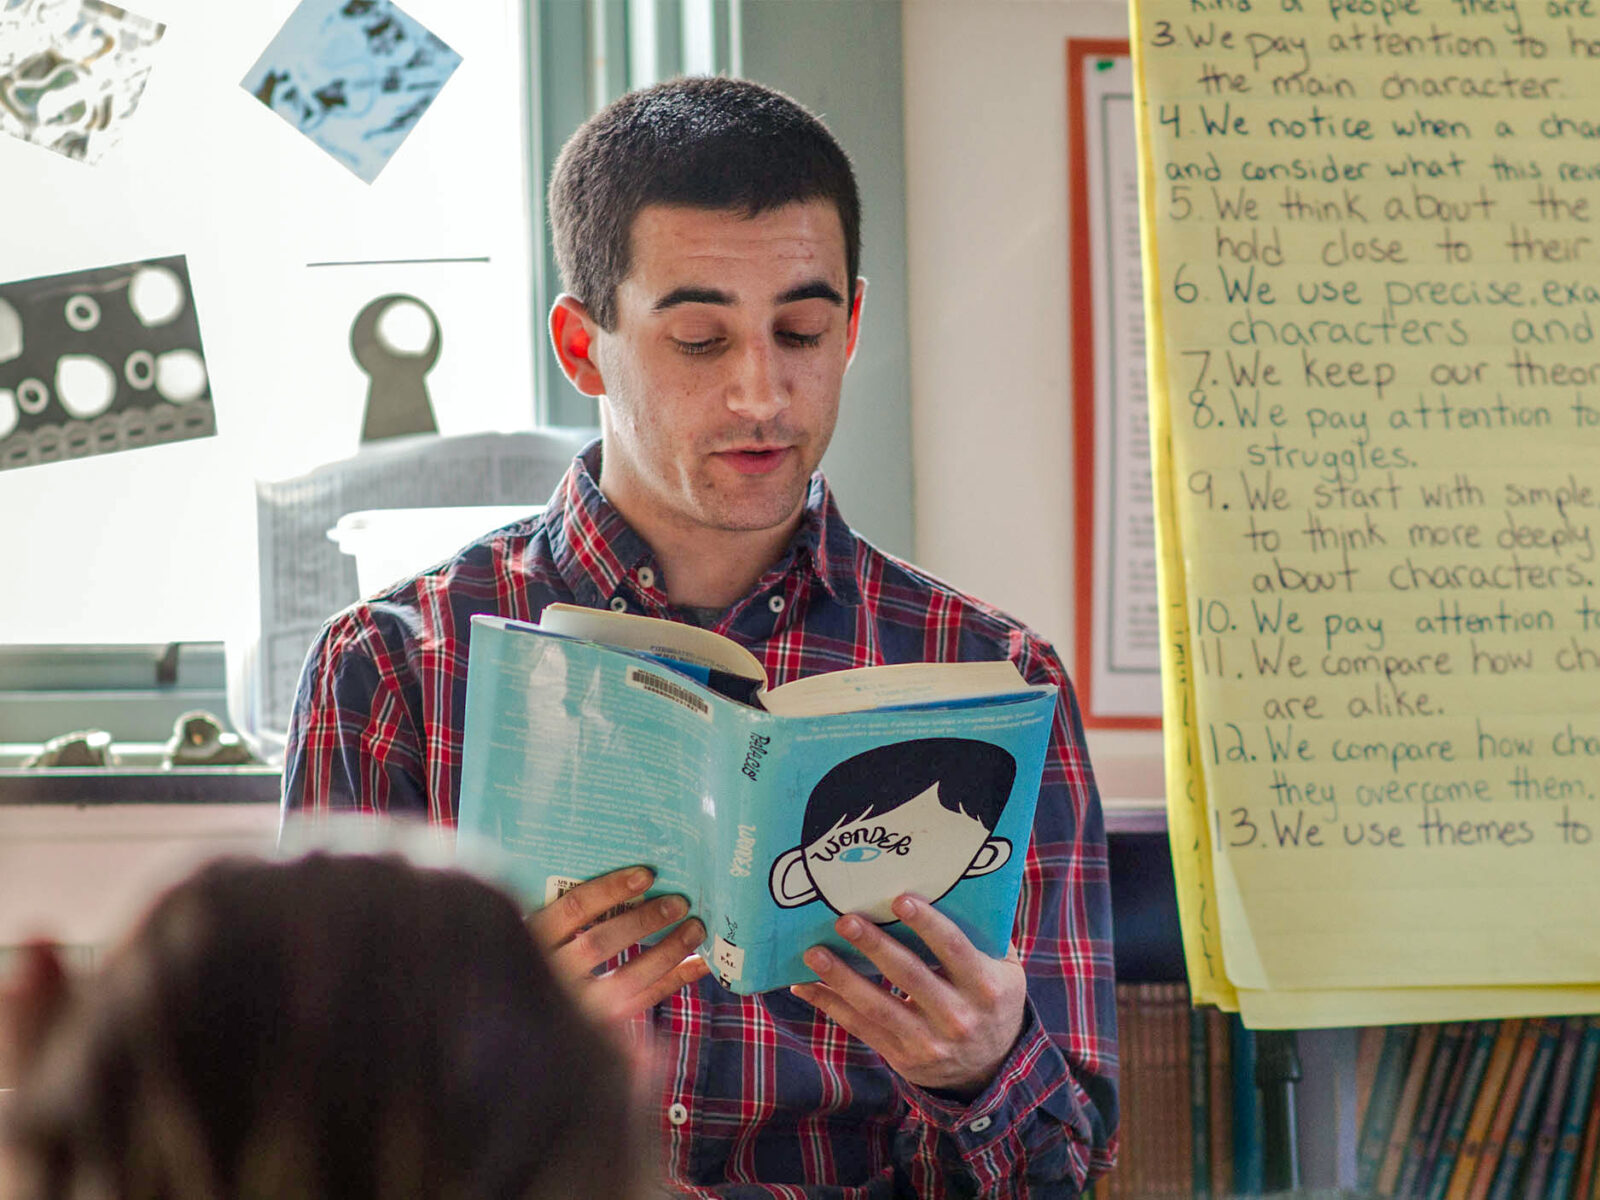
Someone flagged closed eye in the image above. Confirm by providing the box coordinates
[672,337,722,356]
[778,331,823,348]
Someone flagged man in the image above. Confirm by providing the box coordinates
[284,76,1117,1196]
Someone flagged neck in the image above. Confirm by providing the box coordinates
[638,518,799,609]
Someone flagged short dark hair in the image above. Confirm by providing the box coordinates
[801,738,1018,847]
[548,76,861,331]
[5,854,641,1200]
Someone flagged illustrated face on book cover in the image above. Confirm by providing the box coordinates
[768,738,1017,924]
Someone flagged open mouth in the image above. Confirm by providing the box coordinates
[716,446,792,475]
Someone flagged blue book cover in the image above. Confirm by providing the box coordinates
[455,610,1057,995]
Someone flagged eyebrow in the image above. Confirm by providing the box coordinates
[650,278,846,313]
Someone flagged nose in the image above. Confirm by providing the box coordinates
[724,338,789,423]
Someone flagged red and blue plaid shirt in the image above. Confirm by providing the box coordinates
[283,442,1117,1196]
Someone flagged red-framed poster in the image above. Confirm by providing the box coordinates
[1068,39,1162,730]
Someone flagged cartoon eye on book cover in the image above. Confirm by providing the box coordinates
[0,0,167,164]
[768,738,1017,923]
[240,0,462,183]
[0,256,214,471]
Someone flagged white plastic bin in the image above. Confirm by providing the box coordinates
[328,505,541,597]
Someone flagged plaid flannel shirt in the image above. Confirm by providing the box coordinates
[283,441,1118,1197]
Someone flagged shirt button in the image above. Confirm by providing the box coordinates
[637,566,656,589]
[668,1102,690,1126]
[968,1115,993,1133]
[767,594,785,614]
[609,596,628,612]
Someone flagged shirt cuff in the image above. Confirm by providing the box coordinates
[892,998,1089,1156]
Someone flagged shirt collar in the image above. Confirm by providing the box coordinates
[544,439,862,610]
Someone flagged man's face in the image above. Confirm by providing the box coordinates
[587,200,860,541]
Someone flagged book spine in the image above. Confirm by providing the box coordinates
[1545,1016,1600,1200]
[1359,1025,1420,1194]
[1576,1056,1600,1200]
[1357,1024,1387,1132]
[1118,984,1140,1200]
[1483,1018,1563,1200]
[1449,1019,1528,1200]
[1399,1022,1468,1198]
[1208,1006,1233,1200]
[1378,1023,1443,1197]
[1190,1005,1211,1200]
[1523,1018,1584,1200]
[1172,983,1192,1198]
[1466,1019,1549,1200]
[1424,1021,1501,1200]
[1231,1013,1263,1196]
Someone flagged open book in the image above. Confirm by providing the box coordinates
[456,604,1058,994]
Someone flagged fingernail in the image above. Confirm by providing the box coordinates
[628,868,652,891]
[680,919,705,945]
[893,896,917,919]
[805,947,833,972]
[837,915,863,938]
[659,895,687,920]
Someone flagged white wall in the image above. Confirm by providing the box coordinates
[903,0,1162,785]
[0,0,534,646]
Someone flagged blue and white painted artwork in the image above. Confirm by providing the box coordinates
[241,0,461,184]
[0,0,167,164]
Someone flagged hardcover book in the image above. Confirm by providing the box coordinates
[456,606,1058,995]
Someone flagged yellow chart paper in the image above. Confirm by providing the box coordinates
[1133,0,1600,994]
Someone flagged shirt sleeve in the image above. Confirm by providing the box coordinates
[888,636,1120,1195]
[280,607,434,821]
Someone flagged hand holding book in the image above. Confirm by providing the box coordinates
[791,892,1027,1098]
[526,864,709,1023]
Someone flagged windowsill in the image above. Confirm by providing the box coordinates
[0,766,281,807]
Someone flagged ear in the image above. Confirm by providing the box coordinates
[549,295,606,397]
[844,277,867,368]
[768,847,818,908]
[0,940,68,1083]
[962,837,1012,879]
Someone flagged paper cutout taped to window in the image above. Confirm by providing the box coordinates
[0,0,166,164]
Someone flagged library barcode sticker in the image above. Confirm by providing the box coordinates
[626,666,712,720]
[545,876,642,924]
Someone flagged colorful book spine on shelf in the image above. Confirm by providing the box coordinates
[1231,1013,1262,1196]
[1357,1024,1386,1133]
[1359,1025,1419,1194]
[1398,1022,1469,1198]
[1545,1016,1600,1200]
[1378,1023,1443,1197]
[1482,1018,1563,1200]
[1523,1018,1585,1200]
[1424,1021,1502,1200]
[1576,1066,1600,1200]
[1451,1019,1533,1200]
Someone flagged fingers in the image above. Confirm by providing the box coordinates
[571,925,708,1027]
[798,943,923,1051]
[882,895,989,990]
[526,866,653,952]
[547,892,693,980]
[585,919,709,1024]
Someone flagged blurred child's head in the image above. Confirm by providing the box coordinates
[1,852,641,1200]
